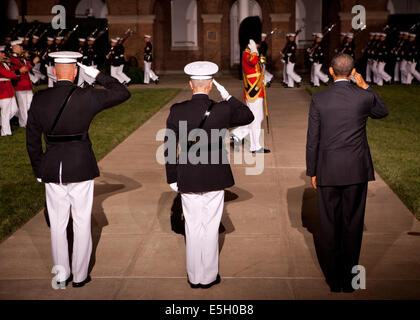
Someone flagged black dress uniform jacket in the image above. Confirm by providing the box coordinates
[306,81,388,186]
[165,94,254,193]
[26,73,131,183]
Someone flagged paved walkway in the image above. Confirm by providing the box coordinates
[0,77,419,299]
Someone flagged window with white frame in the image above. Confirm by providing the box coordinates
[171,0,198,49]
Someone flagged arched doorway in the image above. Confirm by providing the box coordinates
[230,0,262,66]
[295,0,322,49]
[7,0,19,20]
[75,0,108,18]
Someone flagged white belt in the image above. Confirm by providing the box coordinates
[0,78,10,81]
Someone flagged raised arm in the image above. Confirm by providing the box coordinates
[228,96,254,128]
[366,87,389,119]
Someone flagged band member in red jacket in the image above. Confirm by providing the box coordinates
[231,39,270,153]
[9,39,34,127]
[0,46,20,136]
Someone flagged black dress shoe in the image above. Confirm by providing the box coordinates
[57,274,73,287]
[188,279,201,289]
[296,82,302,88]
[251,148,270,154]
[154,79,159,85]
[201,274,221,289]
[72,275,91,288]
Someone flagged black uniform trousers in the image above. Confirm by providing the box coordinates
[317,182,368,290]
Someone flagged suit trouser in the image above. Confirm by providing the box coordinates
[365,59,373,83]
[376,61,391,86]
[45,179,94,283]
[46,65,57,88]
[143,61,159,84]
[282,61,288,84]
[181,190,224,285]
[317,182,368,289]
[111,65,131,84]
[0,96,14,136]
[407,61,420,83]
[400,60,409,84]
[313,62,329,86]
[286,62,301,87]
[77,65,97,86]
[231,98,264,152]
[15,90,33,127]
[394,61,401,82]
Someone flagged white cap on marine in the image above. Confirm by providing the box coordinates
[261,33,267,37]
[184,61,219,80]
[347,33,354,38]
[11,39,23,46]
[316,33,323,38]
[49,51,83,64]
[144,34,152,38]
[0,45,6,52]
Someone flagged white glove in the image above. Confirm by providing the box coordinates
[169,182,178,192]
[36,178,42,183]
[77,62,100,79]
[212,79,231,101]
[248,39,258,54]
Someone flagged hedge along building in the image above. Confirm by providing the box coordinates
[4,0,419,76]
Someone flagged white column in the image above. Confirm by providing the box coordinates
[239,0,249,23]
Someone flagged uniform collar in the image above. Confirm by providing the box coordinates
[191,93,209,100]
[54,80,75,87]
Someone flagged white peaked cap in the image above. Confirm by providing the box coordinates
[340,32,346,36]
[24,37,29,40]
[32,35,39,39]
[11,39,23,46]
[380,33,387,37]
[55,36,63,40]
[369,32,375,35]
[409,33,417,37]
[184,61,219,80]
[288,33,296,37]
[18,37,24,40]
[78,38,86,42]
[0,45,6,51]
[316,33,323,38]
[346,33,354,38]
[144,34,151,38]
[49,51,82,64]
[87,37,95,41]
[261,33,267,37]
[312,32,317,35]
[111,38,118,42]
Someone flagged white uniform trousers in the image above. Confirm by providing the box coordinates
[310,63,315,83]
[45,179,94,283]
[376,61,392,86]
[231,97,264,152]
[143,61,159,84]
[313,62,329,86]
[286,62,302,87]
[181,190,224,285]
[15,90,33,127]
[394,61,401,82]
[46,65,57,88]
[262,64,273,85]
[0,97,14,136]
[372,60,379,84]
[111,65,131,84]
[366,59,373,83]
[407,61,420,83]
[282,60,288,84]
[77,65,97,86]
[400,60,409,84]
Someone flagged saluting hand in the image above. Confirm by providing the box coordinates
[311,176,317,190]
[249,39,258,54]
[212,79,231,101]
[77,62,100,79]
[352,70,369,90]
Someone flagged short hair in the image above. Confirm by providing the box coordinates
[190,79,212,90]
[330,53,354,77]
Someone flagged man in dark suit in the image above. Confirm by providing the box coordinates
[306,53,388,292]
[165,61,254,288]
[26,52,130,288]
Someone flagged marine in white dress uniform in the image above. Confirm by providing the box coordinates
[165,61,254,288]
[26,52,130,287]
[143,35,159,85]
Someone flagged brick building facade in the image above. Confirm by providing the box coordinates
[5,0,402,75]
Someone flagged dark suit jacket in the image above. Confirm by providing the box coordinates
[26,73,131,183]
[306,80,388,186]
[165,94,254,193]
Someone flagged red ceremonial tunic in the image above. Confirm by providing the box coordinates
[0,62,18,99]
[242,49,265,100]
[9,54,33,91]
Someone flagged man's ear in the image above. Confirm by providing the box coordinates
[350,68,356,77]
[329,66,334,77]
[53,67,56,77]
[189,80,194,91]
[208,80,213,91]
